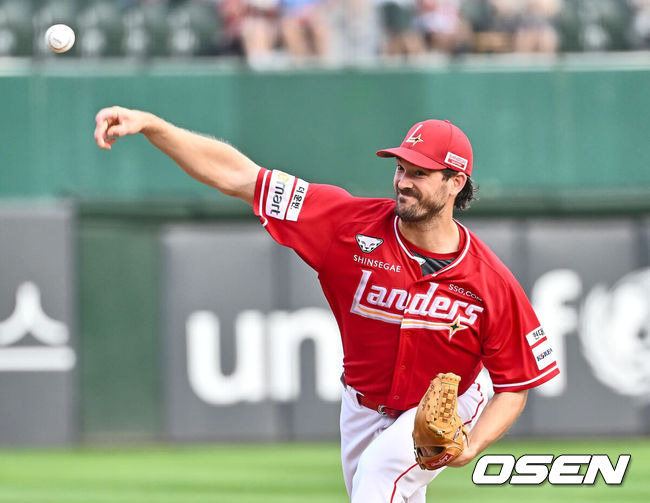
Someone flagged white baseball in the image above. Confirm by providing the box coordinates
[45,24,75,53]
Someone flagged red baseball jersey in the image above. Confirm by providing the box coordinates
[254,169,559,410]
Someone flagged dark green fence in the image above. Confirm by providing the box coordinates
[1,60,649,214]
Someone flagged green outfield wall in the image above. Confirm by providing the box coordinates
[1,59,649,214]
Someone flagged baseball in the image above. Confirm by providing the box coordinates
[45,24,75,53]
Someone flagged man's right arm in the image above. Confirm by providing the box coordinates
[94,106,261,205]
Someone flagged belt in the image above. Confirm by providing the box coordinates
[341,373,405,419]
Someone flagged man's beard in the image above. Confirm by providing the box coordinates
[394,186,446,222]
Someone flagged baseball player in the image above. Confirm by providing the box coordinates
[94,107,559,502]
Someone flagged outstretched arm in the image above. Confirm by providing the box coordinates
[94,106,261,205]
[448,389,528,467]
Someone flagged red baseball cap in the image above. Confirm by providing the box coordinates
[376,119,473,176]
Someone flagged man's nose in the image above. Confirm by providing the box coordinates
[396,173,413,189]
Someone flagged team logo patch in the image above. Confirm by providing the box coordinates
[444,152,468,171]
[532,339,555,370]
[265,170,296,220]
[356,234,383,253]
[286,178,309,222]
[525,326,545,347]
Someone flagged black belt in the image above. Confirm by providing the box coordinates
[341,373,406,419]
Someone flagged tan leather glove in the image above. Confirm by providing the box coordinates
[413,372,469,470]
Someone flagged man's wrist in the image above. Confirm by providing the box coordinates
[140,112,162,137]
[464,434,485,460]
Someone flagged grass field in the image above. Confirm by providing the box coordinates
[0,438,647,503]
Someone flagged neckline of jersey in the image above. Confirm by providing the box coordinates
[393,216,471,278]
[395,219,466,260]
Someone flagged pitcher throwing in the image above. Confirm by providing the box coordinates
[94,107,559,502]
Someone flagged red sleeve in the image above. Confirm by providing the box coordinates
[481,276,560,393]
[254,168,355,271]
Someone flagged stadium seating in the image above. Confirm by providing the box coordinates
[0,0,641,59]
[0,0,221,58]
[76,1,122,58]
[0,0,36,56]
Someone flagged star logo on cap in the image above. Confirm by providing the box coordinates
[406,134,423,145]
[405,124,424,146]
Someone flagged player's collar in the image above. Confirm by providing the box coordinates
[393,216,471,277]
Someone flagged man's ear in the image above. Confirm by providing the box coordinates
[450,173,467,196]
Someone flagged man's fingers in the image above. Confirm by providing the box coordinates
[106,124,125,138]
[94,120,113,149]
[94,107,125,149]
[95,107,120,124]
[94,126,109,149]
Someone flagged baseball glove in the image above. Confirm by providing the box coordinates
[413,372,468,470]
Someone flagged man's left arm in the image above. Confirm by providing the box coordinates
[448,389,528,467]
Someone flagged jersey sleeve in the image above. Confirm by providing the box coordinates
[481,276,560,393]
[253,168,355,271]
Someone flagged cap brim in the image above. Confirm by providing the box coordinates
[376,147,446,170]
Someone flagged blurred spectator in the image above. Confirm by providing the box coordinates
[336,0,377,64]
[217,0,246,56]
[279,0,332,62]
[415,0,471,54]
[630,0,650,48]
[514,0,562,53]
[465,0,519,52]
[376,0,425,58]
[241,0,281,67]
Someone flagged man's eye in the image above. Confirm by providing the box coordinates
[396,165,404,171]
[416,171,426,176]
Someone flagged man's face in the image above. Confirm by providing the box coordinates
[393,158,453,222]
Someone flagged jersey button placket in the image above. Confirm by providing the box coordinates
[393,300,415,408]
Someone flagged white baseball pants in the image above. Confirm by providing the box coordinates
[340,379,486,503]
